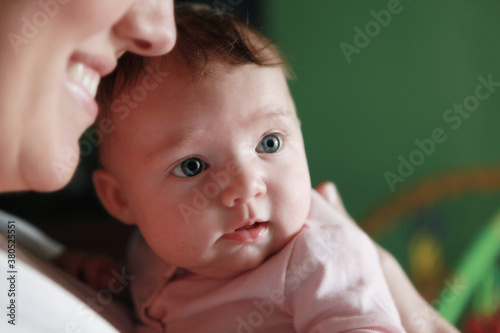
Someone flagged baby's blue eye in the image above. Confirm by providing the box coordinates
[172,157,207,177]
[257,134,282,153]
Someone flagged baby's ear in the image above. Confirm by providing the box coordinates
[93,169,136,225]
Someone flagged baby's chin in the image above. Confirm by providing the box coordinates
[190,253,271,279]
[190,225,304,279]
[184,267,248,280]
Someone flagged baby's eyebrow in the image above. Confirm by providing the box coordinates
[259,106,297,120]
[261,109,300,128]
[266,108,303,131]
[147,126,205,160]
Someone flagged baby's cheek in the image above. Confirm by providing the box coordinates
[285,180,311,223]
[292,176,312,220]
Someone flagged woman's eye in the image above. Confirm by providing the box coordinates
[172,157,207,177]
[257,134,282,153]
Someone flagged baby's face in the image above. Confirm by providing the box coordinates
[106,63,311,278]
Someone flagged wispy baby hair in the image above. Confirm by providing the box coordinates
[97,3,288,115]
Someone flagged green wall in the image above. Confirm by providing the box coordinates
[265,0,500,220]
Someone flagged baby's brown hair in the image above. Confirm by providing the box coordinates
[97,3,288,115]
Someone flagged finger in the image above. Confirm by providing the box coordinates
[315,181,338,204]
[315,181,348,214]
[66,253,87,277]
[83,258,121,289]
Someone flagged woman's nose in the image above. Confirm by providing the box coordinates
[221,164,267,207]
[113,0,176,56]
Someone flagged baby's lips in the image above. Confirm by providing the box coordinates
[222,222,269,243]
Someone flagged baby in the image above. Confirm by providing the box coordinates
[93,4,405,333]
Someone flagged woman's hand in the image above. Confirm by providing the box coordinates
[314,182,460,333]
[53,250,126,297]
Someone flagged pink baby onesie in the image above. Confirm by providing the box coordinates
[129,190,405,333]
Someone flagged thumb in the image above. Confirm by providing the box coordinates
[315,181,348,215]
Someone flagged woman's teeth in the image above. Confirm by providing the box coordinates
[67,62,100,98]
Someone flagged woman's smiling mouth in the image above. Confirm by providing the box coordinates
[65,53,116,119]
[67,62,100,99]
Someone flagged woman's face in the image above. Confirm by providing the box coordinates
[0,0,176,192]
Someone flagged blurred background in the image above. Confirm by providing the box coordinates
[1,0,500,330]
[266,1,500,330]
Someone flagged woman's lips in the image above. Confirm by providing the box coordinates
[222,222,269,243]
[65,62,101,119]
[67,62,100,98]
[65,53,116,120]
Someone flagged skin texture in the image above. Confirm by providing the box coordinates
[94,64,312,279]
[0,0,176,193]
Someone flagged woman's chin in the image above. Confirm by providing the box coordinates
[28,170,75,193]
[21,149,79,193]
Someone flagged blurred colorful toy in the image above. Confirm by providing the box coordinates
[359,167,500,331]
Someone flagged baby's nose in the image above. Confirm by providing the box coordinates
[221,164,267,207]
